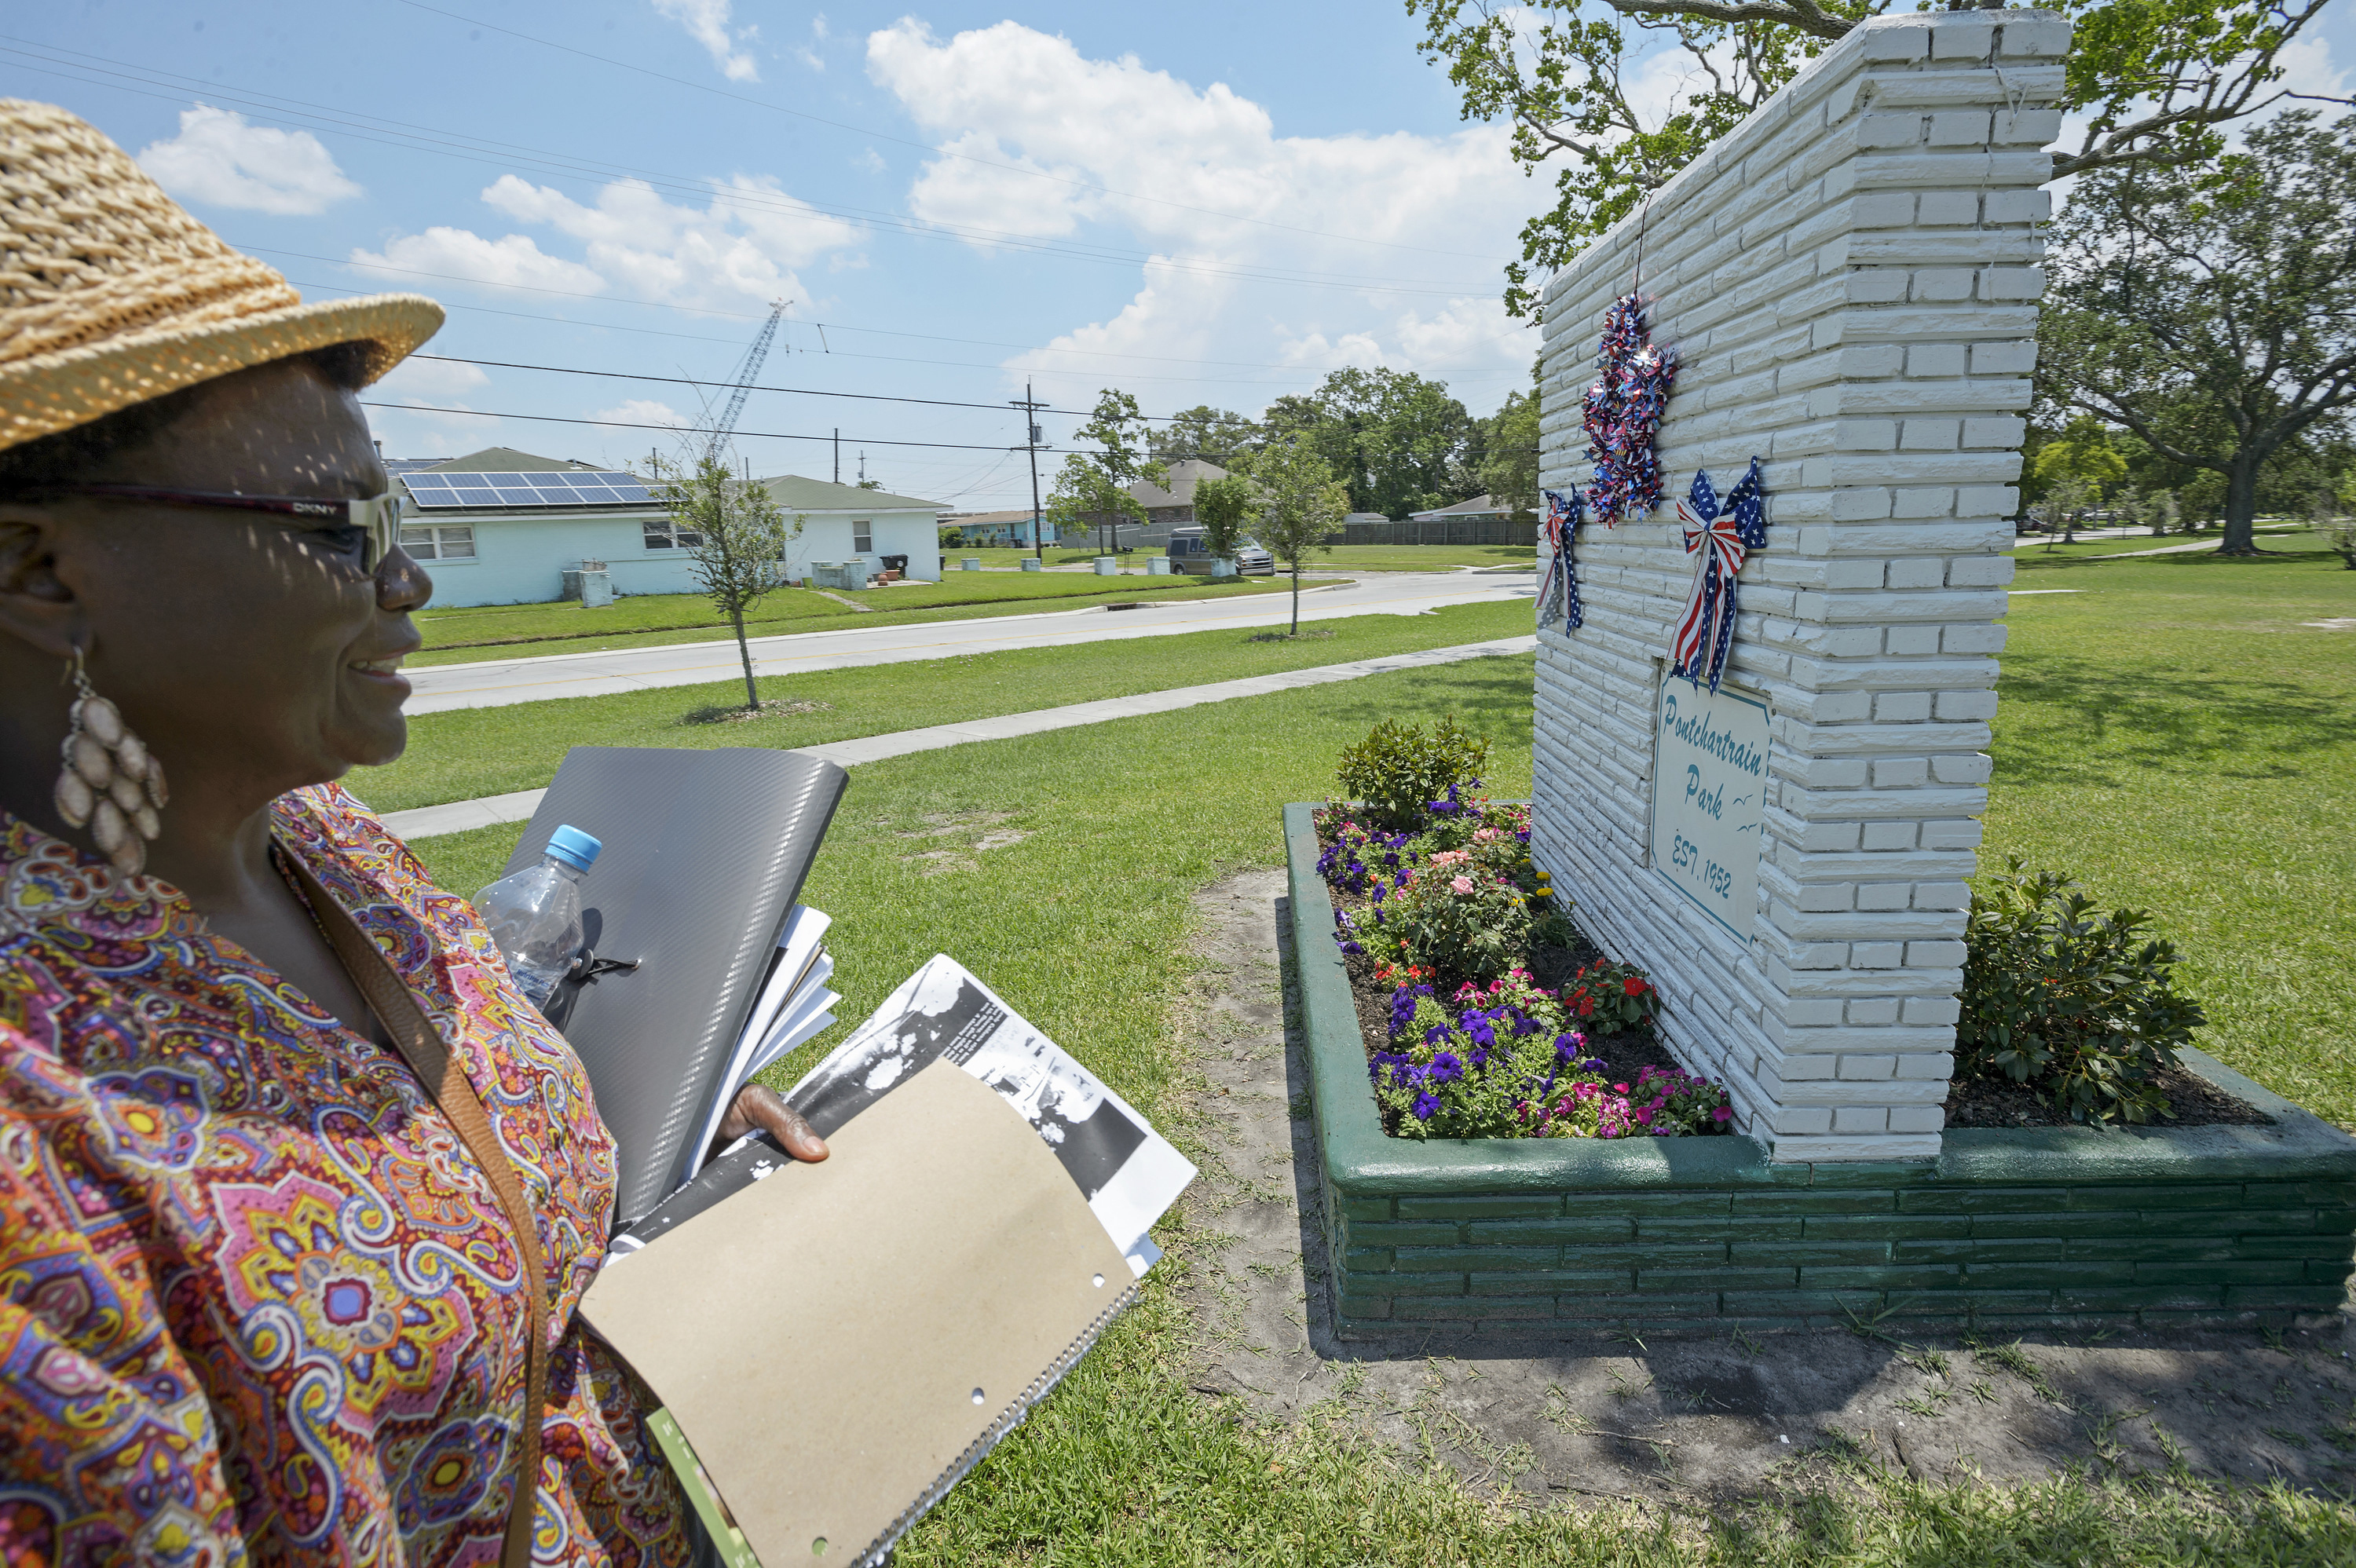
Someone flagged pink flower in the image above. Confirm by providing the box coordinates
[1449,875,1475,895]
[1713,1106,1733,1122]
[1474,828,1498,842]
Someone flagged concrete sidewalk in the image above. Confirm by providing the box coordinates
[378,634,1539,841]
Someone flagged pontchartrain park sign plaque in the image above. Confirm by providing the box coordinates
[1648,678,1769,943]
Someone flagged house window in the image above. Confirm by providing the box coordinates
[643,518,704,550]
[399,523,475,561]
[853,521,873,554]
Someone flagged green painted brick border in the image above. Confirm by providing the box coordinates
[1284,802,2356,1336]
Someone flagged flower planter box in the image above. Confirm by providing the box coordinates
[1285,804,2356,1337]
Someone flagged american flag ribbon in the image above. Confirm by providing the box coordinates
[1540,487,1583,630]
[1667,458,1769,693]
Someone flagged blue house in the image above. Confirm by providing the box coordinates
[390,448,946,607]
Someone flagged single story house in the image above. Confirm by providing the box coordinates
[942,508,1055,545]
[388,449,947,606]
[1125,457,1228,529]
[393,447,676,608]
[763,475,945,582]
[1407,494,1505,524]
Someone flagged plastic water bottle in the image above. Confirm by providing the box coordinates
[475,824,602,1007]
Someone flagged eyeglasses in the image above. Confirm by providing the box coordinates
[60,483,406,572]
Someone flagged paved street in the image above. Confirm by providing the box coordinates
[402,570,1536,713]
[380,634,1538,839]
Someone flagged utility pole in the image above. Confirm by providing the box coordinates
[832,428,840,485]
[1010,379,1048,563]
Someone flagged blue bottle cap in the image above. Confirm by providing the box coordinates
[545,824,602,872]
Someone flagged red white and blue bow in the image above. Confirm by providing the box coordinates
[1668,458,1769,693]
[1540,487,1583,629]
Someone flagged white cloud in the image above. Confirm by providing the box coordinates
[367,400,499,462]
[479,174,861,310]
[136,104,360,215]
[863,21,1531,408]
[372,356,487,400]
[2274,36,2351,112]
[653,0,760,82]
[348,228,607,295]
[594,398,690,429]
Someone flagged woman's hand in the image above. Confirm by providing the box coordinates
[713,1084,828,1162]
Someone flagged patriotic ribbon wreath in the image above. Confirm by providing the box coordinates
[1538,486,1583,629]
[1669,457,1769,694]
[1582,294,1677,526]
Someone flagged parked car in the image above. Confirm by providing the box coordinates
[1235,542,1275,575]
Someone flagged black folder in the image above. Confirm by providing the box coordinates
[498,746,846,1222]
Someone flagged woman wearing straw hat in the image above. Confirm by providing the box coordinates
[0,101,825,1565]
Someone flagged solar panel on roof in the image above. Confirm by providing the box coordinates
[398,471,657,507]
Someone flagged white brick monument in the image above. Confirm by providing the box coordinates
[1531,8,2070,1160]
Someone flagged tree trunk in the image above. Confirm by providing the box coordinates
[732,607,759,710]
[1290,561,1301,634]
[2220,458,2263,554]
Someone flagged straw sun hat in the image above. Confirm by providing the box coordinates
[0,99,442,453]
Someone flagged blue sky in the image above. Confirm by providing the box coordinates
[7,2,2351,510]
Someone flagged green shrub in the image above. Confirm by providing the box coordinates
[1957,857,2208,1124]
[1334,716,1491,831]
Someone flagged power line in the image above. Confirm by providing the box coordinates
[364,400,1538,459]
[383,0,1509,264]
[366,400,1048,453]
[404,353,1538,432]
[305,280,1530,389]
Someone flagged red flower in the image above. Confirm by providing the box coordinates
[1622,976,1648,997]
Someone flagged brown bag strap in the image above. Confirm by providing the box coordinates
[280,846,549,1568]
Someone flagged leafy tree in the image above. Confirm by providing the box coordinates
[1152,405,1259,466]
[2040,111,2356,554]
[1265,367,1476,517]
[1042,452,1139,550]
[1476,387,1542,520]
[1067,389,1167,554]
[1407,0,2346,318]
[1191,472,1255,562]
[652,450,803,711]
[1244,436,1352,633]
[2029,418,2128,541]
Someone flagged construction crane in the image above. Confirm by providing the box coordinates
[702,298,787,462]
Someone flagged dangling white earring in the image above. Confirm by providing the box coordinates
[51,646,167,876]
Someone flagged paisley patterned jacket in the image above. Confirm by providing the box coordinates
[0,784,690,1566]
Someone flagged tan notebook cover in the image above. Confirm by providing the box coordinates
[581,1059,1136,1565]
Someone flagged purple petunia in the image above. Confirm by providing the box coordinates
[1411,1091,1440,1121]
[1429,1052,1465,1084]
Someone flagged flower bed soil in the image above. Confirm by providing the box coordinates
[1944,1062,2272,1130]
[1284,803,2356,1336]
[1341,947,1678,1137]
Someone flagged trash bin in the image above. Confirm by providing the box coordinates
[881,554,909,575]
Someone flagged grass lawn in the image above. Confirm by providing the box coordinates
[360,598,1535,813]
[405,643,2354,1563]
[411,574,1303,667]
[1989,528,2356,1128]
[2006,521,2310,563]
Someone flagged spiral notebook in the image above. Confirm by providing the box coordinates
[580,1060,1139,1568]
